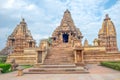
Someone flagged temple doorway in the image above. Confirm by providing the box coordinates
[63,33,69,43]
[76,50,82,62]
[37,51,42,63]
[29,42,32,47]
[74,49,84,64]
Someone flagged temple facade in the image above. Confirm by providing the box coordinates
[98,14,118,52]
[6,10,120,67]
[52,10,83,47]
[7,18,36,53]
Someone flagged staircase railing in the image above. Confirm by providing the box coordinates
[42,41,50,64]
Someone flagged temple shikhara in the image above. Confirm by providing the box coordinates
[7,18,36,53]
[98,14,118,52]
[4,10,120,73]
[52,10,83,47]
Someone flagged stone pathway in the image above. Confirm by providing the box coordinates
[87,64,120,74]
[0,64,120,80]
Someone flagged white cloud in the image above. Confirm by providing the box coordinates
[0,27,11,50]
[0,0,120,50]
[32,34,49,46]
[1,0,25,9]
[64,0,106,45]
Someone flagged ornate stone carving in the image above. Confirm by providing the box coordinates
[52,9,83,47]
[6,18,36,53]
[98,14,118,52]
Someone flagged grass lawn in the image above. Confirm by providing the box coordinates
[20,65,33,69]
[101,61,120,71]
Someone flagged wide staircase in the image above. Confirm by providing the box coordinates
[43,46,74,65]
[25,43,89,74]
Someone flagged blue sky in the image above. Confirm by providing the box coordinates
[0,0,120,50]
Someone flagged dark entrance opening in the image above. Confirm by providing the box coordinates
[38,51,42,63]
[11,39,15,46]
[29,42,32,47]
[63,33,69,43]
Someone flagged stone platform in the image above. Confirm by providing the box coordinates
[34,64,76,68]
[24,64,89,74]
[1,64,120,80]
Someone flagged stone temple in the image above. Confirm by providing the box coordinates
[98,14,118,52]
[7,18,36,53]
[5,10,120,73]
[52,9,83,47]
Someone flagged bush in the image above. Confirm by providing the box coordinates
[0,63,11,73]
[0,56,7,63]
[101,61,120,71]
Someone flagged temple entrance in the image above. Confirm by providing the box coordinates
[63,33,69,43]
[74,49,84,64]
[76,50,82,62]
[37,51,42,63]
[29,42,32,47]
[11,39,15,46]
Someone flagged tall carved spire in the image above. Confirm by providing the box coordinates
[7,18,36,53]
[98,14,118,52]
[52,10,83,47]
[99,14,116,36]
[60,9,76,31]
[61,9,72,24]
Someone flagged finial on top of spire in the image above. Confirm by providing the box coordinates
[105,14,109,18]
[22,18,25,22]
[20,17,26,25]
[20,15,25,22]
[104,14,110,20]
[65,9,70,13]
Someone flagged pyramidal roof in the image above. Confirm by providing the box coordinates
[99,14,116,36]
[56,10,77,31]
[9,18,32,38]
[60,9,75,28]
[52,9,82,37]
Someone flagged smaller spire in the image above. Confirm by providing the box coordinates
[84,39,89,47]
[93,38,99,46]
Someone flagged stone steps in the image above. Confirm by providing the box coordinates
[43,62,74,65]
[24,43,89,74]
[24,66,89,74]
[24,70,88,74]
[34,64,76,68]
[43,45,74,65]
[52,43,72,48]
